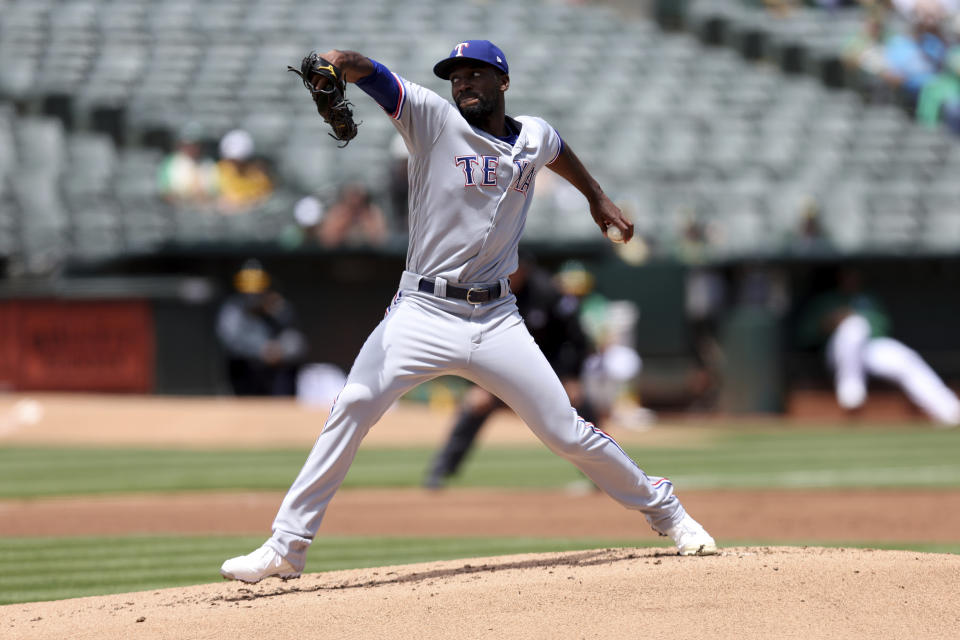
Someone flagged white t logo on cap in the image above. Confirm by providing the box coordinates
[454,42,470,56]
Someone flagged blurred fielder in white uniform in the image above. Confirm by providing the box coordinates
[221,40,717,584]
[804,269,959,427]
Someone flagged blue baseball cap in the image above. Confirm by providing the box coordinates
[433,40,509,79]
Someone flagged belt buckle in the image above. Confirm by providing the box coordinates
[466,287,488,304]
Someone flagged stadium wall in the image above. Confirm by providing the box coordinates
[1,251,958,405]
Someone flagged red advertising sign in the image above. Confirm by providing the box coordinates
[0,300,154,392]
[0,302,19,389]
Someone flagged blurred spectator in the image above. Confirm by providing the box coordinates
[843,5,896,84]
[916,42,960,130]
[215,129,274,215]
[674,216,716,264]
[797,267,960,426]
[891,0,959,22]
[387,133,410,234]
[746,0,861,15]
[281,194,326,247]
[884,3,949,102]
[156,123,217,207]
[423,253,603,489]
[784,199,833,254]
[813,0,862,8]
[757,0,802,15]
[844,0,954,109]
[315,182,388,248]
[216,259,308,396]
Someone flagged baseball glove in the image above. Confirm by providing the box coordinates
[287,52,359,147]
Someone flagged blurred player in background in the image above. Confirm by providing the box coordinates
[423,252,601,489]
[555,261,648,427]
[216,259,308,396]
[799,267,960,426]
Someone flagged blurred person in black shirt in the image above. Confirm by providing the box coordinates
[423,252,600,488]
[216,259,308,396]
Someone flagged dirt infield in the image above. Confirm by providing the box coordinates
[6,547,960,640]
[4,488,960,543]
[6,393,958,544]
[0,393,719,448]
[3,393,959,638]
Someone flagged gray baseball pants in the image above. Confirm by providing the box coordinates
[267,271,686,570]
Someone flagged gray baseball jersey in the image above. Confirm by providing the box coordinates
[386,73,561,284]
[263,60,689,571]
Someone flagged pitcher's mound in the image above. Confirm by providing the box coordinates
[6,546,959,640]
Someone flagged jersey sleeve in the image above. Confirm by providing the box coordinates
[355,59,405,117]
[517,116,564,169]
[546,128,565,165]
[355,59,452,156]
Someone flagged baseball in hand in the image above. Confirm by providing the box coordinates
[606,226,625,244]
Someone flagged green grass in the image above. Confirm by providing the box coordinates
[0,535,649,605]
[3,425,957,606]
[1,426,959,497]
[642,427,960,489]
[0,448,310,498]
[2,535,959,605]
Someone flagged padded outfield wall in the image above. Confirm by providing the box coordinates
[1,248,958,406]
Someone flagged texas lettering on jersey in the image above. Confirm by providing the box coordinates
[454,155,535,195]
[513,160,534,195]
[454,154,499,186]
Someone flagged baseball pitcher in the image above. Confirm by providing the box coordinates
[221,40,717,583]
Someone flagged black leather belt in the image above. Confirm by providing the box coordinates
[418,278,502,304]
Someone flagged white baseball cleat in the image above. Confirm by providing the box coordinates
[663,514,718,556]
[220,544,301,583]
